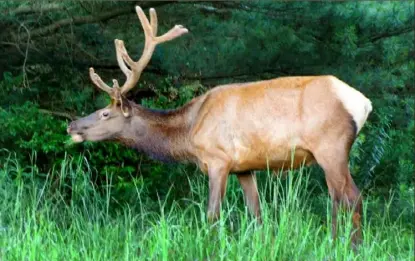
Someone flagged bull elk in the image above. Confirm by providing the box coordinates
[67,6,372,245]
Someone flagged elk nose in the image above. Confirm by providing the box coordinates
[67,122,77,133]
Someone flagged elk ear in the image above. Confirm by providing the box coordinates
[111,97,131,117]
[121,105,130,117]
[120,98,131,118]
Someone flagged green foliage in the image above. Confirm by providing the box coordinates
[0,1,413,221]
[1,101,67,154]
[141,77,206,109]
[348,94,414,192]
[0,71,206,204]
[0,157,413,260]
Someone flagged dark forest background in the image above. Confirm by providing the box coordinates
[1,1,413,209]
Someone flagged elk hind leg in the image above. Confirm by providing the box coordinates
[314,149,363,246]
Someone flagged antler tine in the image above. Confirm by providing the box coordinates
[149,8,158,36]
[89,68,113,94]
[155,25,188,44]
[115,39,131,79]
[135,6,154,44]
[112,79,120,88]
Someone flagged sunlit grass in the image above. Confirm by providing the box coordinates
[0,155,413,260]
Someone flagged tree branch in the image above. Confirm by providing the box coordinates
[365,25,414,44]
[22,2,175,39]
[209,2,304,19]
[181,67,292,81]
[38,109,79,120]
[5,3,62,15]
[28,7,132,38]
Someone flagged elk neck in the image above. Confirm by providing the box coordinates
[115,100,196,163]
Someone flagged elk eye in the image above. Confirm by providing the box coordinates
[102,111,109,118]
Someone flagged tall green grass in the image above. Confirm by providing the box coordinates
[0,154,413,260]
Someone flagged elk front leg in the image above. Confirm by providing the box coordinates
[237,171,262,223]
[207,164,230,222]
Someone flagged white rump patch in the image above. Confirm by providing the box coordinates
[331,77,372,133]
[71,134,84,143]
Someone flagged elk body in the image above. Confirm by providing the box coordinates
[67,6,372,245]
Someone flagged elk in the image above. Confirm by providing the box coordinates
[67,6,372,245]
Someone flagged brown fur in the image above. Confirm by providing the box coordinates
[69,75,369,247]
[68,6,371,248]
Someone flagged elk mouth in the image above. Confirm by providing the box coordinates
[68,128,111,142]
[70,133,84,143]
[67,127,85,143]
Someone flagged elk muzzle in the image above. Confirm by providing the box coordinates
[67,121,85,143]
[67,113,98,142]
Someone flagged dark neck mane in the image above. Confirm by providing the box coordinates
[132,101,195,123]
[116,100,196,163]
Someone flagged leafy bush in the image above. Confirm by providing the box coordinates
[349,94,414,193]
[0,72,205,203]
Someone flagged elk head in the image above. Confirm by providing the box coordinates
[67,6,188,143]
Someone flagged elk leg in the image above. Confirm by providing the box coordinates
[327,168,362,246]
[237,171,262,223]
[207,164,230,222]
[314,150,363,246]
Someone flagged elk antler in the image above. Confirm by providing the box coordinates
[89,6,188,100]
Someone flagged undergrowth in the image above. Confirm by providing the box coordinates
[0,155,413,261]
